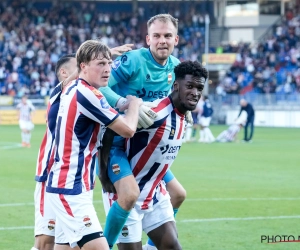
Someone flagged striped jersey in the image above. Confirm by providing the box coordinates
[46,78,119,195]
[125,96,186,211]
[35,82,63,182]
[217,124,240,142]
[16,100,35,121]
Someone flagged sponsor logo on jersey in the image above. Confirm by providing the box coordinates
[112,164,120,175]
[112,60,121,70]
[121,225,129,237]
[83,215,92,227]
[168,73,172,84]
[92,88,101,96]
[146,74,151,81]
[100,98,110,109]
[121,55,128,63]
[48,219,55,230]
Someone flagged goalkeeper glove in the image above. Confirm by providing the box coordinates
[137,102,158,129]
[185,111,194,125]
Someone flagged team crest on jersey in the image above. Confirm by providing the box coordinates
[112,164,120,175]
[121,225,129,237]
[83,215,92,227]
[92,88,101,96]
[112,60,121,70]
[48,219,55,230]
[100,98,110,109]
[168,73,172,84]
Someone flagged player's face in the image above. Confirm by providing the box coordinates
[176,74,204,112]
[146,20,179,66]
[80,56,112,88]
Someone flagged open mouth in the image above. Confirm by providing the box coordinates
[187,99,198,106]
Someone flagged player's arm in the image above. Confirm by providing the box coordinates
[107,95,142,138]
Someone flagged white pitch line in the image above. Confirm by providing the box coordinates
[185,197,300,201]
[0,143,22,150]
[1,197,300,207]
[179,215,300,223]
[1,215,300,231]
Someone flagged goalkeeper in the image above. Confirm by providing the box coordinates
[99,14,188,250]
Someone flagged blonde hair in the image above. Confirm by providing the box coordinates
[76,40,111,72]
[147,14,178,33]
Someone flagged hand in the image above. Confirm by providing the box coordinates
[137,102,158,129]
[110,44,134,56]
[185,110,194,125]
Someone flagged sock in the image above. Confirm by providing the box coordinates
[173,208,179,217]
[146,208,179,247]
[31,248,39,250]
[205,128,215,142]
[21,132,26,143]
[104,201,130,249]
[192,128,196,138]
[185,126,192,141]
[199,130,204,141]
[27,132,31,143]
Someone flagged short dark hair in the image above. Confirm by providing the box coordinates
[55,53,76,76]
[174,61,208,81]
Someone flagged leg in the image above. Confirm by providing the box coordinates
[34,235,54,250]
[248,119,254,141]
[166,178,186,210]
[118,242,142,250]
[147,222,182,250]
[145,171,185,249]
[243,122,249,141]
[105,146,140,248]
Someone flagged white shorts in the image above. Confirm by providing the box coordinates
[200,117,211,127]
[34,182,56,237]
[19,120,34,131]
[102,189,174,243]
[47,190,100,248]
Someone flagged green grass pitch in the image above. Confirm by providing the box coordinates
[0,125,299,250]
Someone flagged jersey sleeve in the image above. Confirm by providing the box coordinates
[99,85,121,107]
[77,87,119,127]
[100,53,136,107]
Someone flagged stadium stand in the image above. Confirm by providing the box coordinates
[0,0,213,98]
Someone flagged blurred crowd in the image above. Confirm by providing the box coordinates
[215,5,300,97]
[0,0,209,97]
[0,0,299,98]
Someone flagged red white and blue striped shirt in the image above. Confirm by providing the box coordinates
[35,82,63,182]
[126,96,186,210]
[46,78,119,195]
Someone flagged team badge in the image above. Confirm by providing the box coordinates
[121,225,129,237]
[100,98,110,109]
[83,215,92,227]
[48,219,55,230]
[168,73,172,84]
[112,164,120,175]
[92,89,101,96]
[112,60,121,70]
[170,128,175,136]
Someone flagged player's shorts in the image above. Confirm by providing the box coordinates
[192,112,198,124]
[34,181,56,237]
[199,117,211,127]
[107,137,175,185]
[47,190,101,248]
[19,120,34,131]
[102,187,174,243]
